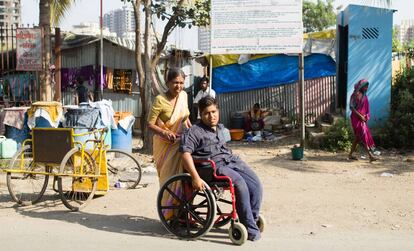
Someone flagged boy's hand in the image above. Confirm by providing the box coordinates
[192,176,205,191]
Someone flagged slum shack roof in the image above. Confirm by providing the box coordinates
[61,33,136,51]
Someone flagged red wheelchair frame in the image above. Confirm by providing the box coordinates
[157,157,264,245]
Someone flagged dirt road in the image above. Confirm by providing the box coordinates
[1,137,414,250]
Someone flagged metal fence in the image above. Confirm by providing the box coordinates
[217,76,336,127]
[0,24,42,105]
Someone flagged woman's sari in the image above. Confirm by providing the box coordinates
[152,91,190,220]
[350,80,375,150]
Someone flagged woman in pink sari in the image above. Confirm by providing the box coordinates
[148,68,191,219]
[348,79,377,162]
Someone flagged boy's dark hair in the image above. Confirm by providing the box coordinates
[198,96,219,114]
[200,76,209,85]
[167,68,186,82]
[253,103,260,108]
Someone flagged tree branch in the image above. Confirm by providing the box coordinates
[151,0,186,69]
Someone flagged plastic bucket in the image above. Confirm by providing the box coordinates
[111,126,132,153]
[291,146,304,160]
[230,116,245,129]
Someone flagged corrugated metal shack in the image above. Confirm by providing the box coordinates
[60,34,141,118]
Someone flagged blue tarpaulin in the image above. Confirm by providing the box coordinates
[212,54,336,94]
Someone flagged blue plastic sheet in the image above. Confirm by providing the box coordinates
[212,54,336,94]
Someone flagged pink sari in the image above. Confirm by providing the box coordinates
[350,94,375,150]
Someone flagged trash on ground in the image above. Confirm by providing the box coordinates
[380,172,394,177]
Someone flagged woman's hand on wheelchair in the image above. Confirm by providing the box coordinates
[192,176,205,191]
[162,130,177,143]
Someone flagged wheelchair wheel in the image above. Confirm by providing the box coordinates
[257,214,266,233]
[106,149,142,189]
[6,145,49,206]
[229,222,247,245]
[157,174,216,239]
[57,148,98,211]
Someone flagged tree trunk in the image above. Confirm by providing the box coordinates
[131,0,187,152]
[132,1,145,141]
[133,0,154,152]
[39,0,52,101]
[142,0,154,152]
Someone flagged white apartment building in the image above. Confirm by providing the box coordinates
[0,0,21,27]
[397,19,414,45]
[103,6,135,39]
[71,22,116,37]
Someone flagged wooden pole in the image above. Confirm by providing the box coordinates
[299,53,305,148]
[54,27,61,101]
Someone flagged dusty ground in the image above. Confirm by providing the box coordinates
[1,136,414,250]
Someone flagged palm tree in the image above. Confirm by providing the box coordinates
[39,0,74,101]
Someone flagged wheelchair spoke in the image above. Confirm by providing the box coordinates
[188,208,206,225]
[217,198,232,205]
[165,187,184,204]
[188,190,199,202]
[191,203,209,209]
[185,213,191,235]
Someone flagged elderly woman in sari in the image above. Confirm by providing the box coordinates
[148,68,192,221]
[148,68,192,186]
[348,79,378,162]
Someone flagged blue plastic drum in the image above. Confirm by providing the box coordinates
[111,126,132,153]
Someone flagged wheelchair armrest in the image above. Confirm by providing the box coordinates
[192,156,211,161]
[192,159,214,182]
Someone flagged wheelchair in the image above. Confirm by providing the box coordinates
[156,158,265,245]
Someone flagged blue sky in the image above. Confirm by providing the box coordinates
[21,0,413,50]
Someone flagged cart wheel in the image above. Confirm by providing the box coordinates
[6,145,49,206]
[229,222,248,245]
[257,214,266,233]
[106,149,142,189]
[57,148,98,211]
[157,174,216,239]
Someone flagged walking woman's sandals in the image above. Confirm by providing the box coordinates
[348,155,358,160]
[369,156,379,162]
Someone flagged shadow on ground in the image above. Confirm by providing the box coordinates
[1,193,234,245]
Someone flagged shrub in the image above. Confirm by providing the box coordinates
[376,67,414,148]
[321,118,354,152]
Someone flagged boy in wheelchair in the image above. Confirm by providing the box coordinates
[180,96,263,241]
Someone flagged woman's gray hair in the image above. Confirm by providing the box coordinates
[167,68,186,83]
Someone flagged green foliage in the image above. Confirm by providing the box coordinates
[402,39,414,60]
[392,27,402,52]
[123,0,210,29]
[303,0,336,33]
[322,118,354,152]
[376,67,414,148]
